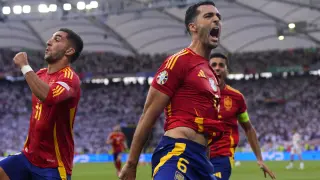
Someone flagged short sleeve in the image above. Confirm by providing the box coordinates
[43,70,80,105]
[237,94,250,123]
[151,53,188,97]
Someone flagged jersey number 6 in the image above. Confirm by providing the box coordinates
[177,158,189,173]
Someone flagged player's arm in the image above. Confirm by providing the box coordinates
[126,87,170,166]
[43,72,79,105]
[13,52,50,101]
[125,56,186,166]
[238,96,276,179]
[123,140,129,150]
[106,134,113,145]
[238,115,263,161]
[22,69,78,104]
[23,71,50,101]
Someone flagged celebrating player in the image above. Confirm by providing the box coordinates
[286,129,304,170]
[119,1,224,180]
[106,125,127,176]
[0,28,83,180]
[209,53,276,180]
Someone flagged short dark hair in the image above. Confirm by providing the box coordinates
[185,1,216,34]
[210,52,229,67]
[59,28,83,63]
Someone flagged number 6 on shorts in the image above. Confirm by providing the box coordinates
[177,158,189,173]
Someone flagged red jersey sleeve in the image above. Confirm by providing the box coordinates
[237,94,247,114]
[151,53,188,97]
[43,70,80,105]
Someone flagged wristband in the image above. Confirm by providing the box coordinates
[21,65,33,76]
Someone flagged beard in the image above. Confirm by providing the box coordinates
[44,51,65,64]
[198,26,219,49]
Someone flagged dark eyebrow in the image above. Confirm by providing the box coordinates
[203,12,221,20]
[54,35,62,38]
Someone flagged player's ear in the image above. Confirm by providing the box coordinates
[188,22,197,33]
[65,47,75,56]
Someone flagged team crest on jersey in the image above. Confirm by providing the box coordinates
[209,78,218,92]
[174,171,184,180]
[156,70,168,85]
[224,96,232,111]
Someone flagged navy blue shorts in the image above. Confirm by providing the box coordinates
[152,136,217,180]
[113,152,120,161]
[210,156,233,180]
[0,152,71,180]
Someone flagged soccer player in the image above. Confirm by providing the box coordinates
[106,125,127,176]
[0,28,83,180]
[119,1,224,180]
[286,129,304,170]
[209,53,276,180]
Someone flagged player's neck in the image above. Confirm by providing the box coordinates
[188,41,211,59]
[218,78,226,89]
[47,59,70,74]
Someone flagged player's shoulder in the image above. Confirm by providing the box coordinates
[36,68,48,75]
[57,66,80,81]
[163,48,195,71]
[225,85,244,97]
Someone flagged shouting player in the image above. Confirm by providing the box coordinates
[106,125,127,176]
[286,129,304,170]
[209,53,276,180]
[0,28,83,180]
[120,1,224,180]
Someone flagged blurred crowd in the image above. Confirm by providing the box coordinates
[0,47,319,76]
[0,47,320,154]
[0,74,319,154]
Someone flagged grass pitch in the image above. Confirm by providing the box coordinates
[72,161,320,180]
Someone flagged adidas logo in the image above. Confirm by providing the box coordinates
[198,70,206,78]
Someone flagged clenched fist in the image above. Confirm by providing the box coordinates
[13,52,29,68]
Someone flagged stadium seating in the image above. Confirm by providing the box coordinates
[0,48,319,154]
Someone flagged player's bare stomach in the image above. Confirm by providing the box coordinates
[164,127,208,146]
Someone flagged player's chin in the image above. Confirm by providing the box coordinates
[208,42,219,49]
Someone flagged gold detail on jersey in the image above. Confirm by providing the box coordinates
[193,108,204,133]
[214,172,222,178]
[194,117,204,133]
[53,85,65,97]
[165,50,189,70]
[197,70,206,78]
[63,68,73,79]
[218,115,222,119]
[165,50,185,69]
[229,129,235,168]
[34,103,42,121]
[167,103,172,117]
[24,136,29,148]
[70,107,76,139]
[224,96,232,111]
[226,85,242,96]
[53,123,67,180]
[170,51,188,70]
[53,85,63,93]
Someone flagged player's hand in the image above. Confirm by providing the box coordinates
[257,160,276,179]
[119,162,137,180]
[13,52,29,68]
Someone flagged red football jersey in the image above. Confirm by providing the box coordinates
[109,132,126,153]
[209,85,248,158]
[151,48,224,139]
[23,66,81,176]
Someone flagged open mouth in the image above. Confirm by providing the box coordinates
[210,27,220,38]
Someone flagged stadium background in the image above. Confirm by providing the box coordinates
[0,0,320,179]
